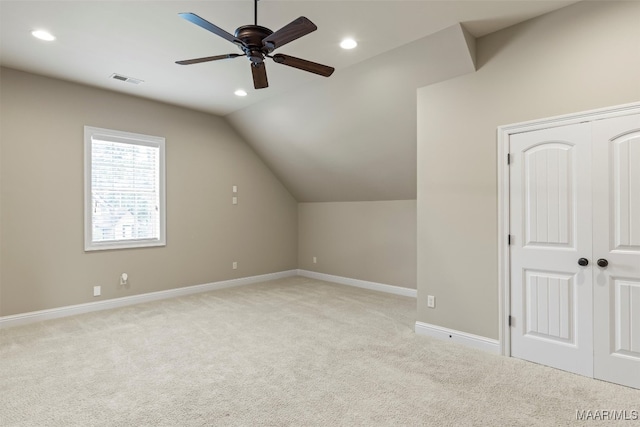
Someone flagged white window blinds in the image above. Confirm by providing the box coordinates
[84,127,166,251]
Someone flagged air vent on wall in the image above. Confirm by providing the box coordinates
[110,73,144,85]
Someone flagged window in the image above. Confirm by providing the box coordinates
[84,126,166,251]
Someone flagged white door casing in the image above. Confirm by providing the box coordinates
[509,123,594,377]
[592,113,640,389]
[499,103,640,390]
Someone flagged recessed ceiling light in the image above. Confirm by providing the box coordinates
[31,30,56,41]
[340,38,357,50]
[234,89,248,97]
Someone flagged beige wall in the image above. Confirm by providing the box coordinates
[417,1,640,339]
[0,68,298,316]
[298,201,416,289]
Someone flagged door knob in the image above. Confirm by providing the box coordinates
[578,258,589,266]
[597,259,609,268]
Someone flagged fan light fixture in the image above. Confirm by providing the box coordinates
[32,30,56,41]
[340,38,357,49]
[234,89,248,97]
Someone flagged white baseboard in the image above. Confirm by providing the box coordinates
[297,269,417,298]
[0,270,298,329]
[1,269,417,329]
[414,321,500,354]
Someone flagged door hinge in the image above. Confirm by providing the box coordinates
[508,234,512,245]
[507,153,511,165]
[508,315,513,326]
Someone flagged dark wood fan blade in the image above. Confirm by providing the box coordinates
[179,12,242,45]
[262,17,317,50]
[251,62,269,89]
[272,54,334,77]
[176,54,243,65]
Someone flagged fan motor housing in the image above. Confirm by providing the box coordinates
[235,25,274,64]
[235,25,273,48]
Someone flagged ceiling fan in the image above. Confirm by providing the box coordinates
[176,0,335,90]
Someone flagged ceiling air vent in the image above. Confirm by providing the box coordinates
[110,73,144,85]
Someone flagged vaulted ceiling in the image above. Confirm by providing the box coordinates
[0,0,578,201]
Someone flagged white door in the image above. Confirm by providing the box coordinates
[509,123,594,377]
[592,113,640,389]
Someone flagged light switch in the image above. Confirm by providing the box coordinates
[427,295,435,308]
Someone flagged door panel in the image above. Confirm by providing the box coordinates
[524,270,573,342]
[593,113,640,389]
[613,279,640,356]
[524,143,574,246]
[611,130,640,249]
[510,123,593,377]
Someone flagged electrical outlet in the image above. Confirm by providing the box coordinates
[313,256,317,264]
[93,286,101,297]
[120,273,128,286]
[427,295,435,308]
[232,261,238,270]
[232,196,238,205]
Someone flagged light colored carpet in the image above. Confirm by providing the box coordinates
[1,276,638,426]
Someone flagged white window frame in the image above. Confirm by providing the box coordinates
[84,126,166,251]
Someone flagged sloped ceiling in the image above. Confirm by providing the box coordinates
[0,1,579,202]
[227,23,476,201]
